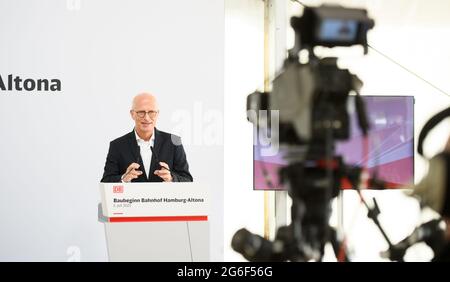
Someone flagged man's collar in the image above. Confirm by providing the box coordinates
[134,129,155,144]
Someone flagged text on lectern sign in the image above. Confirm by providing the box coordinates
[99,183,209,219]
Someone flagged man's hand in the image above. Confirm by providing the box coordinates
[122,163,142,182]
[154,162,173,182]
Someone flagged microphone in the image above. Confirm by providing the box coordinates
[151,146,169,171]
[382,219,444,261]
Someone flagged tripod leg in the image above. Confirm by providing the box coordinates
[329,226,350,262]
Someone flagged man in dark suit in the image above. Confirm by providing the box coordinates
[101,93,193,183]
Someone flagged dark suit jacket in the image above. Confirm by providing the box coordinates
[101,128,193,182]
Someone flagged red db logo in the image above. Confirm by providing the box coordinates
[113,185,124,193]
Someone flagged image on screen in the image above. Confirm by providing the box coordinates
[318,19,358,42]
[253,96,414,190]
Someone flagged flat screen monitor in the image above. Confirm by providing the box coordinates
[253,95,414,190]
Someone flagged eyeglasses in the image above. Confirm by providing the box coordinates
[134,110,159,118]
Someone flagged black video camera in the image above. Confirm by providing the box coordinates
[290,5,374,53]
[247,5,374,149]
[235,4,374,262]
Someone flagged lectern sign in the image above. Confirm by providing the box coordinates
[99,183,208,222]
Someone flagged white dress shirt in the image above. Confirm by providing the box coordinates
[135,130,155,178]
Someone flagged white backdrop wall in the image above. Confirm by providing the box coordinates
[0,0,224,261]
[225,0,450,261]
